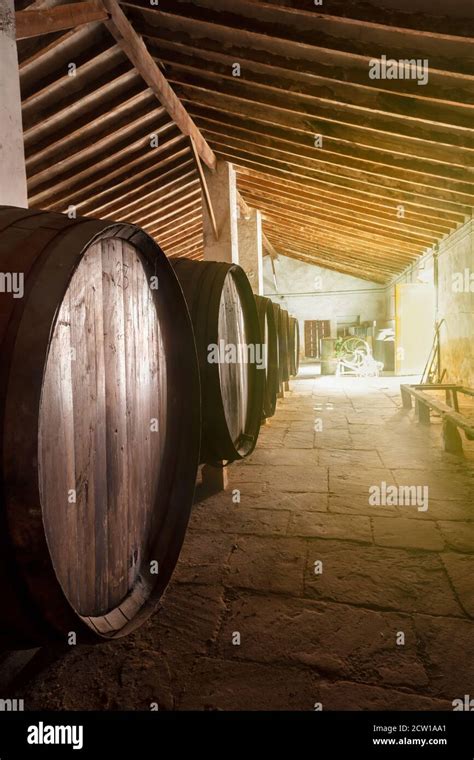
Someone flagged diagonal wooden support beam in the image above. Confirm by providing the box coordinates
[189,136,218,241]
[15,1,108,40]
[100,0,216,170]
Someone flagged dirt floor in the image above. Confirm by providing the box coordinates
[17,368,474,710]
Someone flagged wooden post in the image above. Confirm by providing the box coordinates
[416,399,431,425]
[202,464,229,493]
[401,386,413,409]
[442,418,463,455]
[0,0,27,207]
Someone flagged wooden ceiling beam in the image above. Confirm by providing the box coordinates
[138,20,474,105]
[267,244,391,284]
[242,0,474,37]
[235,167,465,226]
[28,106,173,186]
[82,161,196,217]
[158,221,203,249]
[214,143,471,220]
[149,208,203,238]
[263,221,419,266]
[191,108,472,187]
[237,179,452,237]
[209,141,473,216]
[265,229,409,271]
[123,1,474,74]
[30,134,188,209]
[129,186,202,228]
[265,235,397,282]
[198,123,473,199]
[100,0,216,169]
[240,188,435,247]
[25,88,154,167]
[96,178,200,227]
[163,63,473,151]
[21,40,124,112]
[147,39,474,131]
[176,83,471,168]
[15,1,108,40]
[264,222,417,266]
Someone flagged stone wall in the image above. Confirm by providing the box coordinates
[437,220,474,386]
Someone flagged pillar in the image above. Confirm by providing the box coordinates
[202,161,239,264]
[238,208,263,295]
[0,0,27,207]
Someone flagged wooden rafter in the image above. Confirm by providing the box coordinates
[16,0,472,280]
[99,0,216,170]
[15,2,108,40]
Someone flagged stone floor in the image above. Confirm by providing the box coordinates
[18,368,474,710]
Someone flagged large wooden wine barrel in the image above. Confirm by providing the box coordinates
[288,316,300,377]
[0,207,200,647]
[277,307,291,384]
[171,259,264,464]
[255,295,278,418]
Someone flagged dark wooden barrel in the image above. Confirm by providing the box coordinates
[0,206,200,647]
[288,316,300,377]
[255,295,278,418]
[170,259,264,464]
[278,307,291,384]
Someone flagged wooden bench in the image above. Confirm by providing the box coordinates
[400,384,474,455]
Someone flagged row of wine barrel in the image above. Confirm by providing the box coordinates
[0,207,299,648]
[254,297,300,419]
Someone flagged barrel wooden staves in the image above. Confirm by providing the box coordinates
[0,206,201,647]
[272,303,283,392]
[278,307,291,384]
[288,316,300,377]
[255,295,278,418]
[171,259,264,464]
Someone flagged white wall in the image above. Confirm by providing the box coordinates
[384,219,473,385]
[263,255,386,356]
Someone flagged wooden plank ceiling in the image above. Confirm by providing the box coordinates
[17,0,474,282]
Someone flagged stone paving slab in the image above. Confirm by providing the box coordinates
[413,614,474,699]
[440,553,474,617]
[288,511,372,543]
[242,448,319,467]
[318,681,451,711]
[188,504,290,537]
[372,517,445,551]
[217,594,428,689]
[304,540,463,616]
[437,521,474,552]
[318,448,384,467]
[172,531,236,586]
[392,469,474,502]
[180,658,321,710]
[229,464,328,493]
[226,536,307,596]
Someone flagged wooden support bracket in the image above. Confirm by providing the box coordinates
[190,136,218,241]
